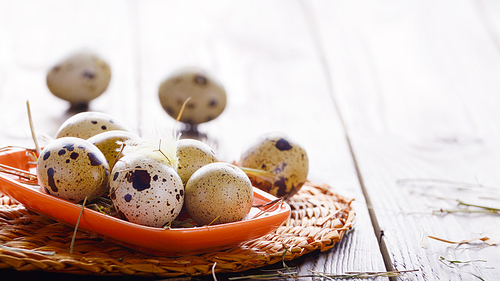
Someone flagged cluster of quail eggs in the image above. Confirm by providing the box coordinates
[36,111,309,229]
[36,112,258,228]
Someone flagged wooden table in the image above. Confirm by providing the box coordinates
[1,1,499,280]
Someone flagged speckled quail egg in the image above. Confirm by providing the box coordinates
[46,50,111,110]
[56,111,131,139]
[185,162,253,226]
[87,130,142,168]
[37,137,110,203]
[158,67,227,125]
[109,153,184,228]
[239,133,309,200]
[176,139,218,186]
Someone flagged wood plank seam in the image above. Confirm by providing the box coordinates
[298,0,395,276]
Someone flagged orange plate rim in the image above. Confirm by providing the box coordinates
[0,148,291,256]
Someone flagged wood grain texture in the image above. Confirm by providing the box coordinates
[311,0,500,280]
[0,0,387,280]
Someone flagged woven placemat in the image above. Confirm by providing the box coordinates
[0,182,354,277]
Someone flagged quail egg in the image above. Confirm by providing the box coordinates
[46,50,111,110]
[239,133,309,200]
[109,152,184,228]
[176,139,218,186]
[56,111,131,139]
[158,67,227,125]
[87,130,142,168]
[184,162,253,226]
[37,137,110,203]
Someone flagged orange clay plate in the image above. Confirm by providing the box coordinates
[0,148,291,256]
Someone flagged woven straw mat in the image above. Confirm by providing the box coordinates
[0,182,354,277]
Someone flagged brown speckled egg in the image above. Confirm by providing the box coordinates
[176,139,218,186]
[87,130,142,168]
[185,163,253,226]
[37,137,110,203]
[109,153,184,228]
[158,67,227,125]
[46,50,111,109]
[56,111,131,139]
[239,133,309,200]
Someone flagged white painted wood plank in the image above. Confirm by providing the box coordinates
[311,0,500,280]
[0,0,139,148]
[474,0,500,53]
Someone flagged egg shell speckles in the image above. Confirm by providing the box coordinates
[158,67,227,125]
[184,162,253,226]
[177,139,218,186]
[109,153,184,228]
[87,130,142,168]
[239,134,309,200]
[56,111,131,139]
[36,137,110,203]
[46,50,111,105]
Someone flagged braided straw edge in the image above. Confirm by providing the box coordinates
[0,182,354,277]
